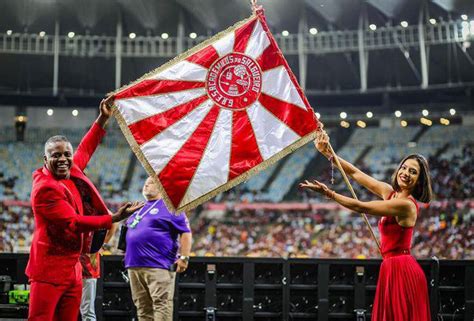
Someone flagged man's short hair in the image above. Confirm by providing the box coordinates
[44,135,71,155]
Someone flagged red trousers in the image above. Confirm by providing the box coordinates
[28,279,82,321]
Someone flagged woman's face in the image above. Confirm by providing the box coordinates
[396,158,421,192]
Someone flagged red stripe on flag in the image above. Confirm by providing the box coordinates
[258,93,318,137]
[228,110,263,181]
[186,45,220,69]
[256,45,286,72]
[129,95,209,145]
[115,80,205,100]
[159,105,221,209]
[233,18,258,53]
[255,11,318,131]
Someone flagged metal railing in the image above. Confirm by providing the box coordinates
[0,20,471,58]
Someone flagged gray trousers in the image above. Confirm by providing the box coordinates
[80,278,97,321]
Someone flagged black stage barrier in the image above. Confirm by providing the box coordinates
[0,254,472,321]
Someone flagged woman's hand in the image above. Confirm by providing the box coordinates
[314,130,332,159]
[299,180,335,199]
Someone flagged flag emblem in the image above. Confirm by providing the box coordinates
[112,9,318,212]
[207,53,262,110]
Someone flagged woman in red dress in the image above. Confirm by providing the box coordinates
[301,130,432,321]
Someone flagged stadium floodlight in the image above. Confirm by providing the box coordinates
[189,32,197,39]
[400,120,408,127]
[366,111,373,118]
[47,109,54,116]
[129,33,136,39]
[161,33,169,39]
[309,28,318,35]
[340,112,347,119]
[449,108,456,115]
[429,18,436,25]
[420,117,432,126]
[422,109,429,117]
[68,32,75,38]
[6,30,12,35]
[72,109,79,117]
[395,110,402,118]
[39,31,46,37]
[369,24,377,31]
[461,14,468,21]
[440,118,450,126]
[357,120,366,128]
[400,21,408,28]
[340,121,350,128]
[282,30,289,37]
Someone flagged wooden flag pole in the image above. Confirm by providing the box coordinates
[325,136,382,255]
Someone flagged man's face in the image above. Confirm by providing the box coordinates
[142,177,161,200]
[44,141,73,179]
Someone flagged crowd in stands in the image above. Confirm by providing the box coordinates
[0,172,18,200]
[191,200,473,259]
[299,144,474,203]
[429,145,473,200]
[0,125,130,202]
[0,204,33,253]
[0,124,472,259]
[2,198,471,260]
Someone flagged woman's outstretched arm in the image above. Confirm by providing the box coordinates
[300,180,417,225]
[315,130,393,199]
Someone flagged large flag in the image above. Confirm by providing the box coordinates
[112,8,319,212]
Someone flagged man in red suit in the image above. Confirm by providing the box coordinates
[26,97,143,321]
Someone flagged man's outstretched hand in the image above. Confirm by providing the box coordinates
[111,201,145,223]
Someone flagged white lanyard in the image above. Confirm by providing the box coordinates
[128,200,160,228]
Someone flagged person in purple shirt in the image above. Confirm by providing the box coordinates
[124,177,192,321]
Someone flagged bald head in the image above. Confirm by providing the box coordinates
[142,177,161,201]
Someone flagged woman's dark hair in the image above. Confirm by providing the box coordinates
[391,154,433,203]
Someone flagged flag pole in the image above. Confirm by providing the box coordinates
[250,0,261,14]
[319,125,382,255]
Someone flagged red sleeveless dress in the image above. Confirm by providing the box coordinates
[371,193,431,321]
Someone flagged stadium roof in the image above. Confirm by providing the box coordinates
[0,0,473,109]
[1,0,473,34]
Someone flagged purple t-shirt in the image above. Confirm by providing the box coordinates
[124,199,191,270]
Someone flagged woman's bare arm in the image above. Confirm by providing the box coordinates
[315,130,393,199]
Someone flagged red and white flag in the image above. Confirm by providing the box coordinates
[112,9,319,212]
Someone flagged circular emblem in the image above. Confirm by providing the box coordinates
[206,53,262,110]
[150,208,159,215]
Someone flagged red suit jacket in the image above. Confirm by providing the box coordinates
[26,123,112,285]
